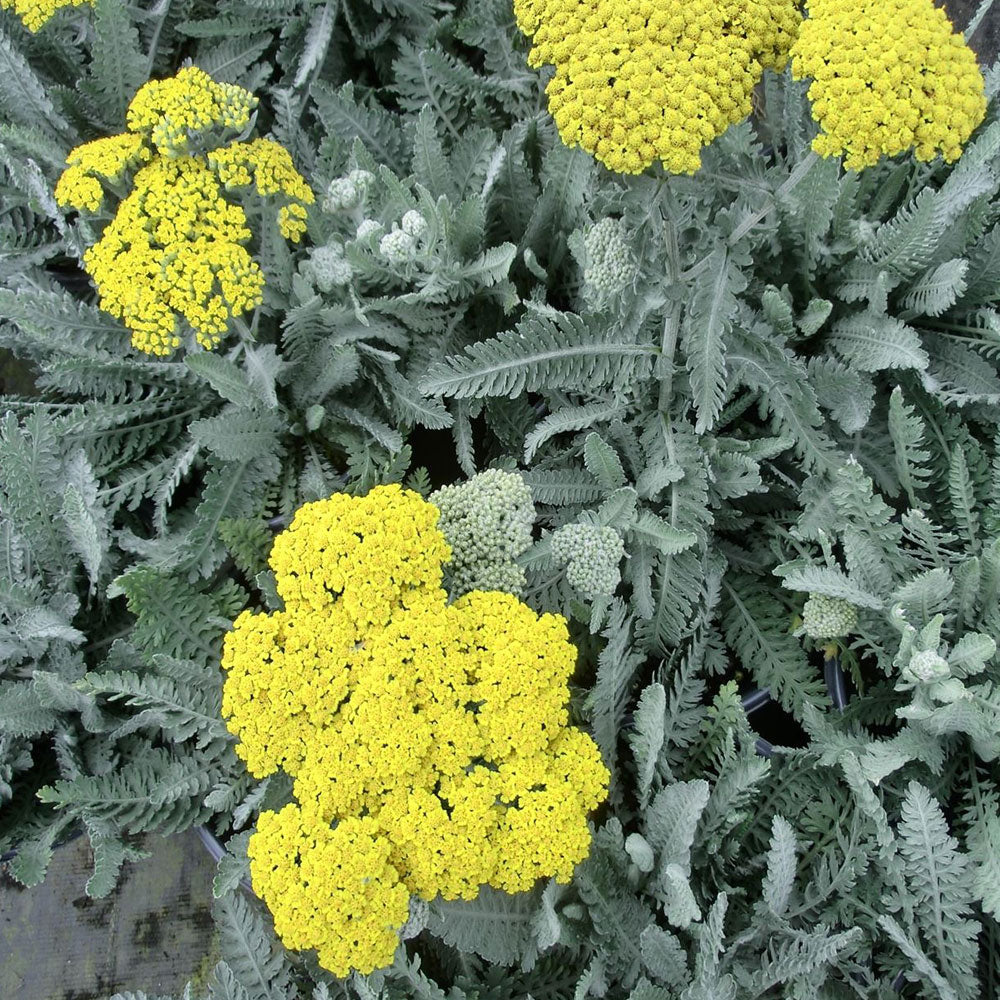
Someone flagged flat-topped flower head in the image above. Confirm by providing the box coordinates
[54,68,314,356]
[126,66,258,158]
[0,0,90,31]
[53,134,151,213]
[222,485,609,976]
[791,0,986,169]
[514,0,802,174]
[80,156,264,355]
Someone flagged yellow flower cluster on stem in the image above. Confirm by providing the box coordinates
[791,0,986,170]
[54,67,314,356]
[513,0,802,174]
[222,485,609,978]
[0,0,89,31]
[516,0,986,175]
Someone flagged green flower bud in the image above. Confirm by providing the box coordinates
[801,594,858,640]
[378,229,417,263]
[905,649,951,683]
[322,169,374,212]
[308,244,352,292]
[582,217,633,301]
[550,523,624,597]
[401,210,428,240]
[430,469,535,598]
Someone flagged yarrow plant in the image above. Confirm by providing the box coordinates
[1,0,999,997]
[221,485,608,976]
[54,67,313,356]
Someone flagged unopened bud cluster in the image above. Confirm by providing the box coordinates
[583,218,633,301]
[430,469,535,597]
[801,594,858,640]
[322,169,375,212]
[306,244,353,292]
[551,523,624,596]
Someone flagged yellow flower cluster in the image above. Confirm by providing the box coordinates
[81,157,264,353]
[222,485,609,977]
[791,0,986,170]
[0,0,89,31]
[208,139,314,242]
[248,810,409,978]
[513,0,802,174]
[126,67,257,158]
[54,68,314,356]
[54,134,152,214]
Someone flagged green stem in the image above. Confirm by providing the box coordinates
[143,0,173,78]
[657,192,683,414]
[727,150,820,246]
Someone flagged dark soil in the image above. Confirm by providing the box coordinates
[944,0,1000,63]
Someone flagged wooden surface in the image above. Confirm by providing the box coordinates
[0,829,218,1000]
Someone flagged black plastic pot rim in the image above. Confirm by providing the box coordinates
[197,825,254,895]
[741,655,846,759]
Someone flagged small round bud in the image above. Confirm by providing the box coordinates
[401,210,428,239]
[379,229,417,263]
[551,523,624,596]
[906,650,950,683]
[355,219,383,242]
[323,170,373,212]
[801,594,858,640]
[308,244,352,292]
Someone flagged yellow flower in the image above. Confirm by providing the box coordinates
[126,67,258,158]
[79,156,265,355]
[248,806,409,978]
[222,485,610,977]
[208,139,318,241]
[791,0,986,170]
[514,0,802,174]
[53,134,151,212]
[54,68,313,356]
[0,0,89,31]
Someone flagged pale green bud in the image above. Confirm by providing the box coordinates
[905,650,951,683]
[802,594,858,640]
[378,229,417,263]
[430,469,535,598]
[355,219,383,242]
[583,217,632,300]
[401,210,428,240]
[308,244,352,292]
[322,169,373,212]
[551,523,624,596]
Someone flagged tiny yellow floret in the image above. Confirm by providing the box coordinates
[791,0,986,170]
[513,0,802,174]
[221,485,609,977]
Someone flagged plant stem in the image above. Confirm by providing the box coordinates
[727,150,819,245]
[657,191,682,414]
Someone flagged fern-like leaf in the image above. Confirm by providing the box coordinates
[422,312,656,399]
